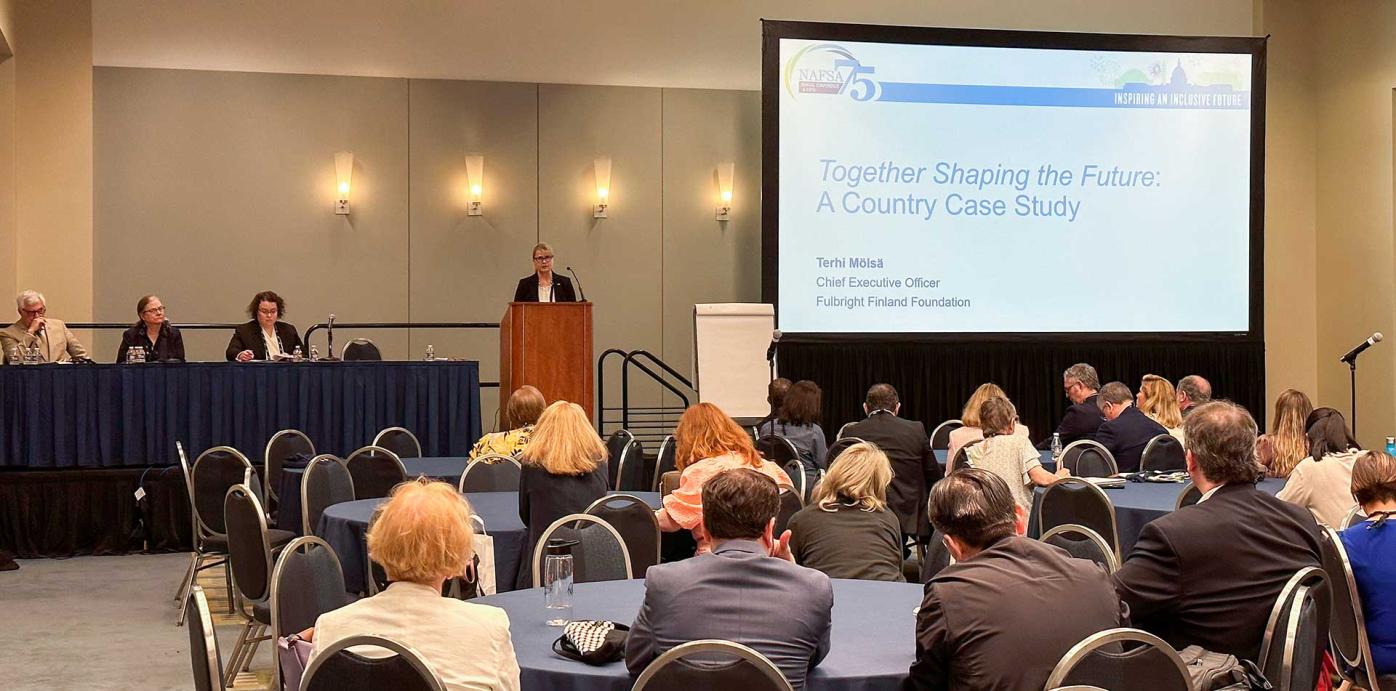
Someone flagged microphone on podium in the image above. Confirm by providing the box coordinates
[565,266,588,302]
[1340,332,1383,364]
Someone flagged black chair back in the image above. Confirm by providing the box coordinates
[825,437,863,468]
[781,459,809,503]
[373,427,422,459]
[950,438,983,473]
[1175,481,1202,510]
[531,514,632,587]
[186,586,225,691]
[1318,528,1364,677]
[615,437,648,491]
[1045,628,1191,691]
[653,435,677,491]
[271,537,349,637]
[345,445,407,500]
[587,493,661,575]
[605,430,634,488]
[755,434,800,465]
[457,455,522,492]
[1038,478,1119,558]
[1342,507,1367,529]
[192,446,255,535]
[1139,434,1185,472]
[341,338,382,361]
[1061,441,1119,477]
[929,420,963,451]
[1259,567,1331,691]
[774,488,802,535]
[264,429,315,505]
[659,470,681,497]
[302,634,446,691]
[1041,524,1119,573]
[224,483,274,603]
[633,639,795,691]
[302,455,353,535]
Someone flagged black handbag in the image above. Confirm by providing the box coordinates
[552,620,630,665]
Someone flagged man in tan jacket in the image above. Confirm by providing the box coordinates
[0,290,89,363]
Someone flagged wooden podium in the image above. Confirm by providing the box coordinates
[500,302,594,420]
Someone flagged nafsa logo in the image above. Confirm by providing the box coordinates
[784,44,880,101]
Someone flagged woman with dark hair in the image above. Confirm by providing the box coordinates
[1278,407,1363,527]
[1340,450,1396,675]
[756,379,828,472]
[116,295,185,362]
[225,290,303,361]
[470,385,546,459]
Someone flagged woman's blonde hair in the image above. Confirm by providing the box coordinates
[960,383,1007,428]
[366,478,475,584]
[811,442,891,512]
[1269,388,1313,477]
[1137,374,1183,428]
[521,400,606,475]
[504,385,546,429]
[674,402,762,471]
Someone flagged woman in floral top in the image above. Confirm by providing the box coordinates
[469,385,545,459]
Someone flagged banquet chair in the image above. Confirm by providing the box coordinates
[174,441,229,626]
[1317,527,1396,691]
[755,434,800,465]
[373,426,422,459]
[531,514,633,587]
[1258,566,1331,691]
[605,429,636,489]
[659,470,681,497]
[1045,628,1191,691]
[587,493,661,575]
[929,419,963,451]
[1041,524,1119,573]
[1342,506,1367,529]
[264,429,315,511]
[344,445,407,500]
[949,438,983,473]
[919,529,954,583]
[1038,478,1120,559]
[1174,481,1202,510]
[1138,434,1185,472]
[457,454,522,493]
[614,436,648,492]
[186,586,226,691]
[835,421,854,440]
[774,487,803,535]
[341,338,382,361]
[781,459,810,504]
[222,482,279,686]
[652,435,676,492]
[1060,440,1119,477]
[301,634,446,691]
[825,436,864,468]
[633,639,794,691]
[301,455,353,536]
[270,536,351,691]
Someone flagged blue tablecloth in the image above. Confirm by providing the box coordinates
[472,578,921,691]
[934,448,1057,472]
[0,361,481,468]
[319,491,662,594]
[278,456,473,532]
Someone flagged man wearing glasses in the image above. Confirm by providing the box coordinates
[512,242,578,303]
[1037,362,1105,448]
[0,290,89,363]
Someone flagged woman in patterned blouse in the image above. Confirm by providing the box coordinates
[469,385,546,459]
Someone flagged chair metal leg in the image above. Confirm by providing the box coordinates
[223,620,253,686]
[173,552,196,603]
[224,562,236,614]
[174,553,202,626]
[241,625,267,673]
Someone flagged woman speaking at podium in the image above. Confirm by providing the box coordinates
[512,242,578,303]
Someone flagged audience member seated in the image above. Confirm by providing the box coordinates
[1340,450,1396,676]
[1094,381,1169,473]
[757,377,792,430]
[963,397,1068,508]
[1039,362,1104,448]
[471,385,545,459]
[1136,374,1184,442]
[627,468,832,690]
[905,469,1124,691]
[517,400,608,588]
[1279,406,1362,527]
[1256,388,1314,479]
[1113,401,1322,662]
[756,379,829,474]
[225,290,303,362]
[787,442,904,582]
[656,403,791,554]
[115,294,185,362]
[1176,374,1212,417]
[946,382,1029,467]
[0,289,88,363]
[306,478,521,691]
[839,384,942,549]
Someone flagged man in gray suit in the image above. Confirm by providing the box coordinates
[626,468,833,690]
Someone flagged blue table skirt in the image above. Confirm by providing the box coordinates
[278,456,472,532]
[472,578,922,691]
[319,490,661,594]
[0,361,481,468]
[934,448,1057,472]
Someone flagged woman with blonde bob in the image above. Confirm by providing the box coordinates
[1256,388,1314,478]
[658,402,791,553]
[470,385,546,459]
[787,442,904,582]
[307,479,521,691]
[946,383,1030,469]
[1136,374,1185,442]
[516,400,608,588]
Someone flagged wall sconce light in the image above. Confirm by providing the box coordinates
[334,151,354,215]
[715,162,734,221]
[593,156,611,219]
[465,153,484,216]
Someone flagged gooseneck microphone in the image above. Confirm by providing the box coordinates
[327,313,336,359]
[766,329,782,362]
[565,266,588,302]
[1340,332,1383,364]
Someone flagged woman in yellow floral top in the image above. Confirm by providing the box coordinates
[469,385,546,459]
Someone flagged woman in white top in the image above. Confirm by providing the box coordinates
[946,383,1029,470]
[963,397,1068,510]
[1279,407,1363,527]
[305,478,521,691]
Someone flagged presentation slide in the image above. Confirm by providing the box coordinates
[774,36,1255,334]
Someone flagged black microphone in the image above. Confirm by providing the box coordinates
[565,266,588,302]
[765,329,782,362]
[1340,332,1383,364]
[326,313,336,360]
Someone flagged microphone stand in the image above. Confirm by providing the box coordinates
[1350,358,1359,437]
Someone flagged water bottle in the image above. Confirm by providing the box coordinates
[7,345,17,365]
[1385,436,1395,458]
[292,346,303,362]
[543,538,577,626]
[127,346,144,364]
[308,345,320,362]
[425,344,436,361]
[1050,432,1063,460]
[24,344,38,365]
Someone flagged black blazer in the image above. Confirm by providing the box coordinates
[512,274,578,303]
[1113,483,1323,662]
[839,411,942,537]
[225,321,303,361]
[116,321,186,362]
[1040,393,1106,448]
[516,462,608,589]
[1095,405,1170,472]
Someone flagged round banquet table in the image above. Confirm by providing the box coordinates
[318,490,662,594]
[278,456,472,532]
[934,448,1056,473]
[472,578,921,691]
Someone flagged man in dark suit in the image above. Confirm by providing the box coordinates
[1177,374,1212,417]
[1094,381,1170,472]
[1039,362,1105,448]
[1113,401,1323,662]
[839,384,942,545]
[627,468,833,690]
[906,469,1125,691]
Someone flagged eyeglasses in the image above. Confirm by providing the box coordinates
[20,307,45,317]
[533,255,554,262]
[257,308,279,316]
[142,306,166,314]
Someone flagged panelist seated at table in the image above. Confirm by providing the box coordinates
[1094,381,1170,473]
[0,289,89,363]
[116,295,185,362]
[225,290,303,362]
[906,469,1125,691]
[627,468,833,691]
[304,479,522,691]
[511,242,577,303]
